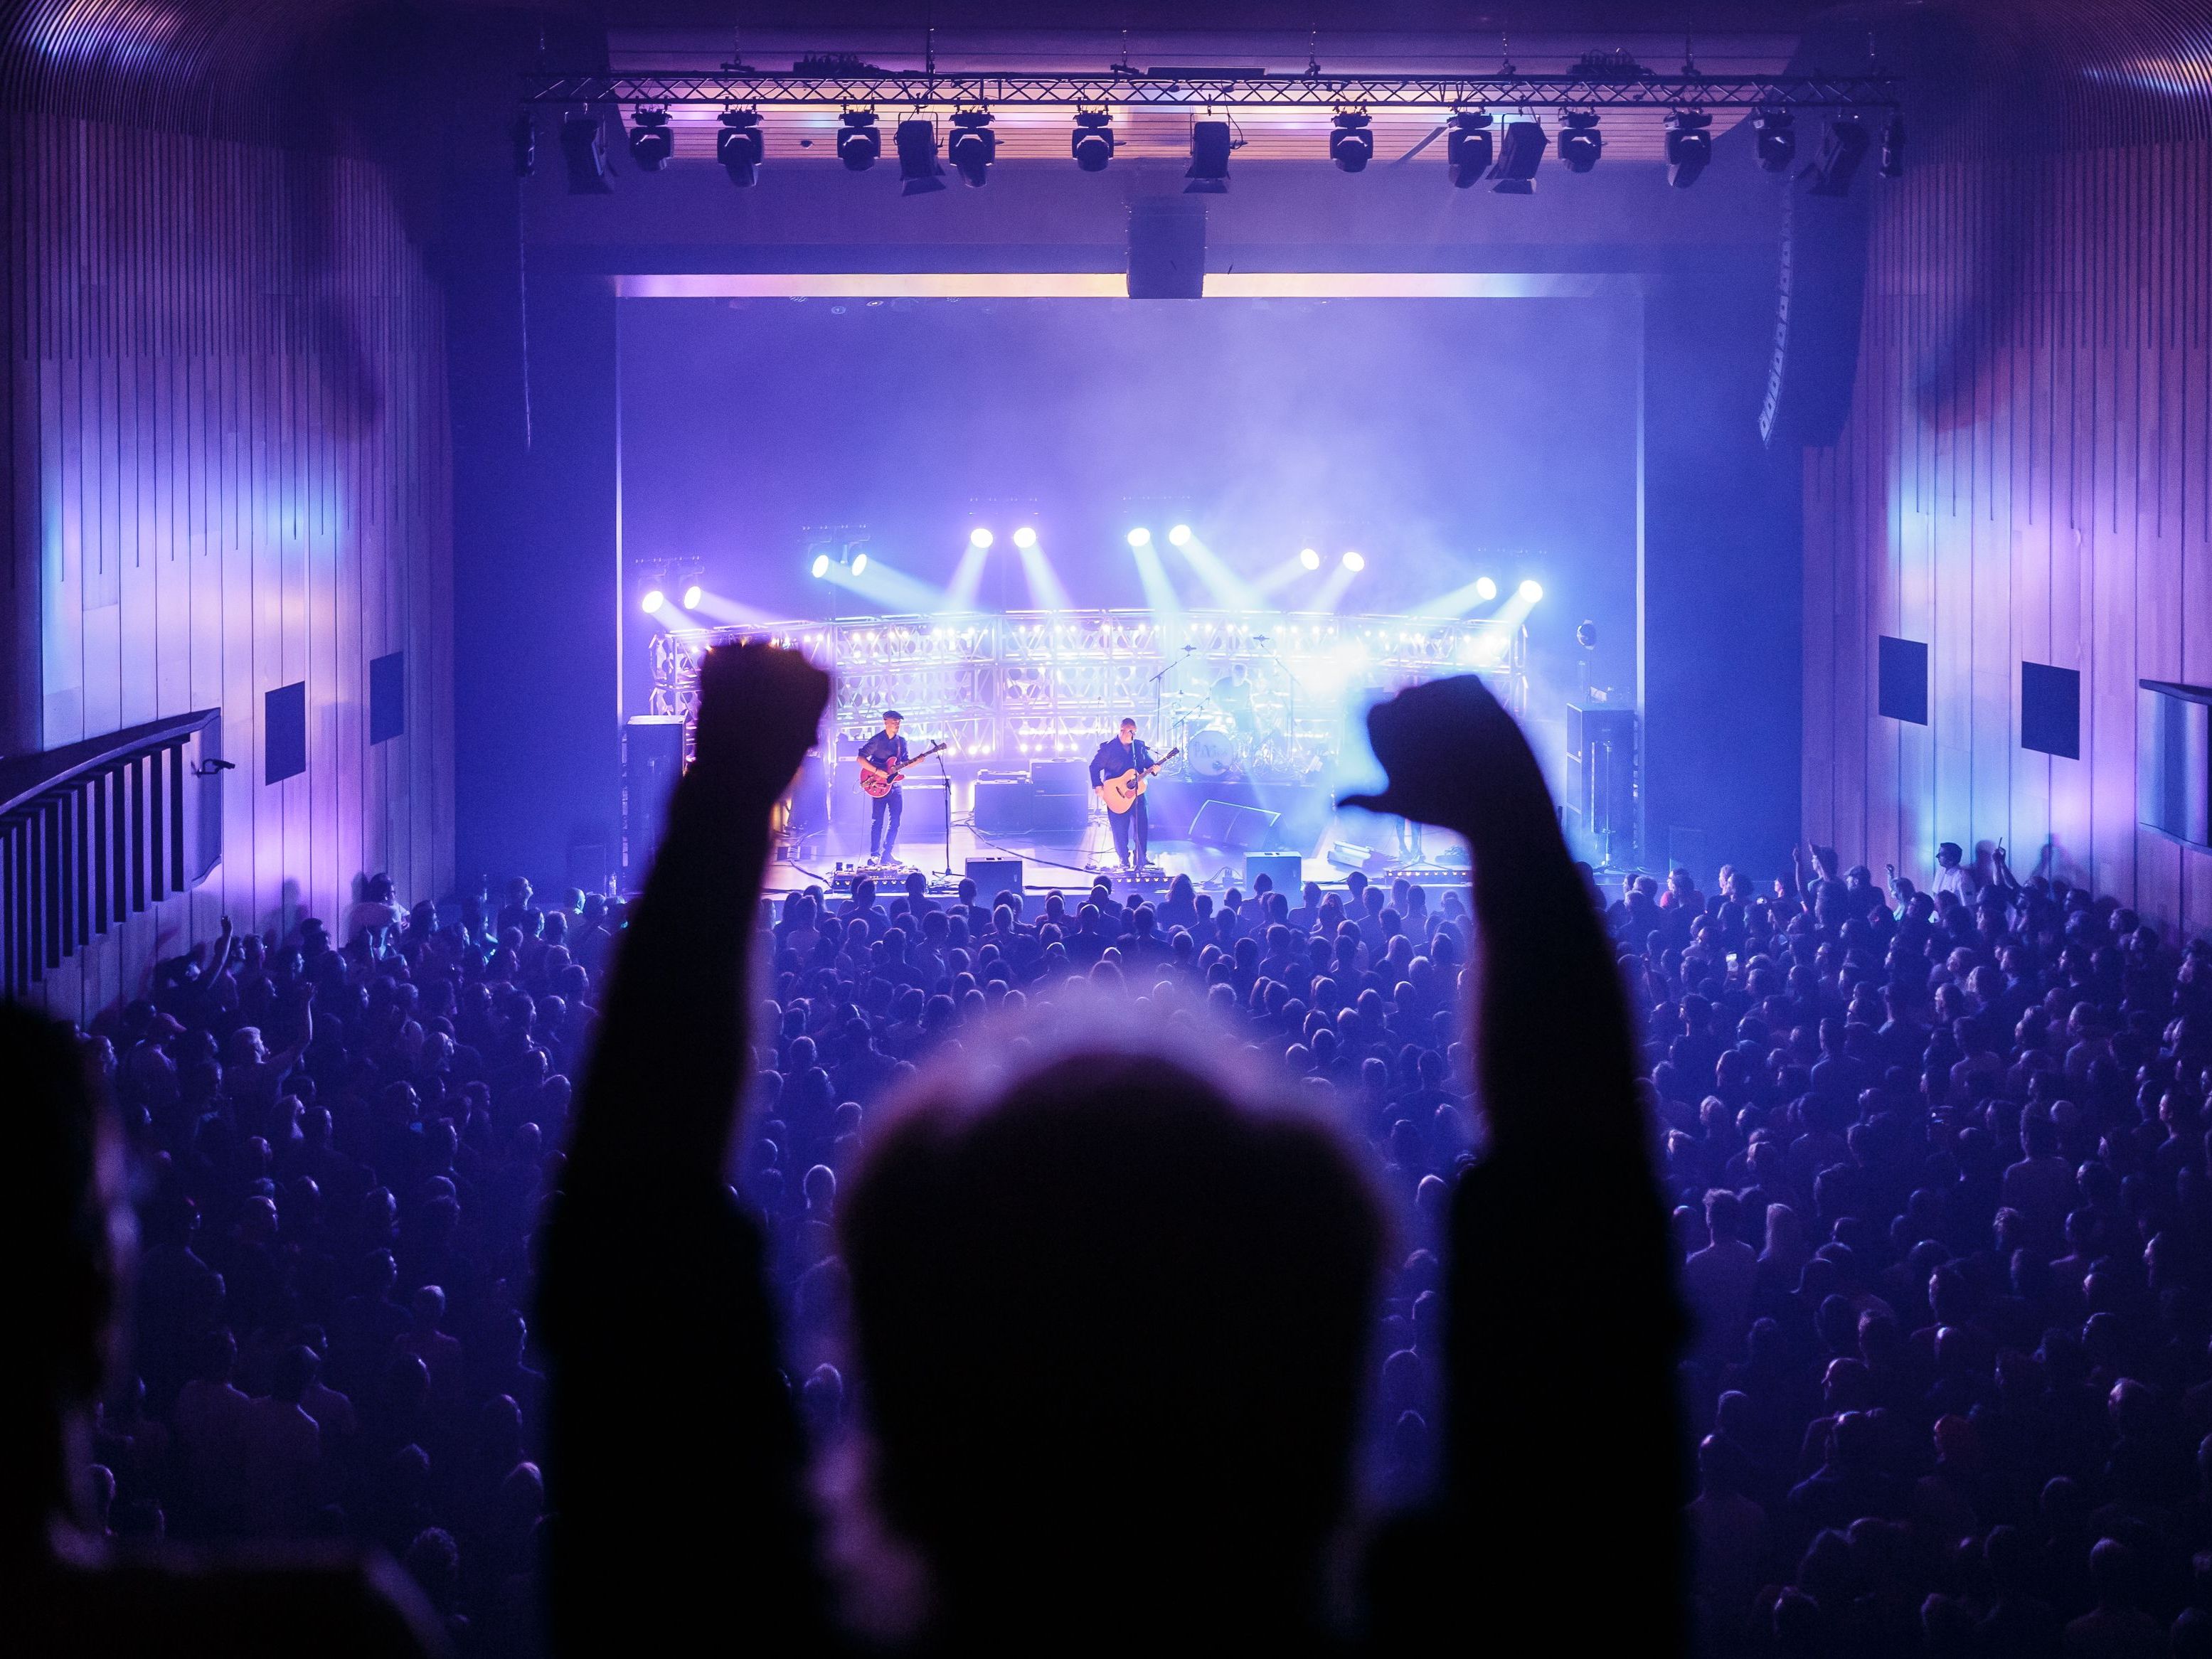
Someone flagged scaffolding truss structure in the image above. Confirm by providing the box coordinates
[526,72,1900,113]
[647,608,1526,768]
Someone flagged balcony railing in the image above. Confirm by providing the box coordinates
[0,710,221,999]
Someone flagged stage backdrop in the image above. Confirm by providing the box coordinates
[617,294,1643,745]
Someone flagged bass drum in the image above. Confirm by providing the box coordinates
[1186,725,1237,778]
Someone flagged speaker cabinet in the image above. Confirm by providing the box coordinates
[1244,853,1304,895]
[973,779,1034,835]
[624,716,686,881]
[966,855,1026,897]
[1128,197,1206,298]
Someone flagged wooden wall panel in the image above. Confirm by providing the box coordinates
[1804,139,2212,930]
[1,110,454,1022]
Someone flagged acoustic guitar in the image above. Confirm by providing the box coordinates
[1098,747,1181,814]
[859,740,947,799]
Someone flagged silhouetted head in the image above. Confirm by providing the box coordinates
[4,1002,135,1542]
[842,1025,1381,1647]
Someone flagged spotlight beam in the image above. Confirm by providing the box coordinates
[1310,563,1358,612]
[943,544,991,609]
[688,591,782,627]
[1129,538,1185,625]
[821,554,940,612]
[1253,554,1321,597]
[1415,576,1506,618]
[1169,533,1259,609]
[1016,540,1075,612]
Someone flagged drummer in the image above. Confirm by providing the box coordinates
[1210,661,1255,734]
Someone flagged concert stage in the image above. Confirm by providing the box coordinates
[634,606,1499,897]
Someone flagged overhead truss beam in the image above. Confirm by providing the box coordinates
[523,73,1900,112]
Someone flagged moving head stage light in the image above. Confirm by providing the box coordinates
[716,110,763,186]
[1071,110,1115,171]
[837,110,881,171]
[627,108,672,171]
[1446,112,1493,188]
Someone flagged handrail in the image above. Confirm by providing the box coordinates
[0,709,220,818]
[1,709,223,1001]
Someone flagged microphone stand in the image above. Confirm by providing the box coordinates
[935,742,955,882]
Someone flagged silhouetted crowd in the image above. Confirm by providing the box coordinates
[1656,848,2212,1658]
[56,816,2212,1657]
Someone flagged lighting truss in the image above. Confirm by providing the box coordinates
[524,72,1900,114]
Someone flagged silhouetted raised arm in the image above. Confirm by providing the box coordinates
[1346,675,1686,1656]
[538,644,834,1658]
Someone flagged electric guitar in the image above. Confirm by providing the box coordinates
[1098,747,1181,814]
[859,740,947,798]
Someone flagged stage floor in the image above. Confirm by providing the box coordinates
[763,811,1465,899]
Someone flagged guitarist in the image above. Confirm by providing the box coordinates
[857,709,910,865]
[1088,717,1159,871]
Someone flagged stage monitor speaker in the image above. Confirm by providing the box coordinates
[624,716,687,880]
[1128,196,1206,299]
[1243,853,1303,895]
[2022,662,2081,759]
[1190,799,1280,849]
[965,855,1026,897]
[2141,680,2212,846]
[973,778,1034,835]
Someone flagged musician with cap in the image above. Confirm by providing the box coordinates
[857,710,910,865]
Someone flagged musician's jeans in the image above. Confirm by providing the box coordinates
[1108,796,1148,866]
[871,789,903,858]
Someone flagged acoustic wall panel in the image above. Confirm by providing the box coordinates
[370,653,407,745]
[2021,663,2082,760]
[1877,636,1929,725]
[265,683,307,784]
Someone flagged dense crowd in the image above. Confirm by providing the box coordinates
[44,670,2212,1657]
[1660,848,2212,1658]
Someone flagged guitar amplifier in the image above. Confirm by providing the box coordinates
[1030,759,1089,796]
[898,779,950,841]
[1243,853,1303,895]
[972,779,1034,835]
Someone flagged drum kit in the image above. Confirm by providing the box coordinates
[1159,672,1322,782]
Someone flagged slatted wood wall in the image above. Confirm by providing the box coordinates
[1,109,454,1019]
[1802,137,2212,927]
